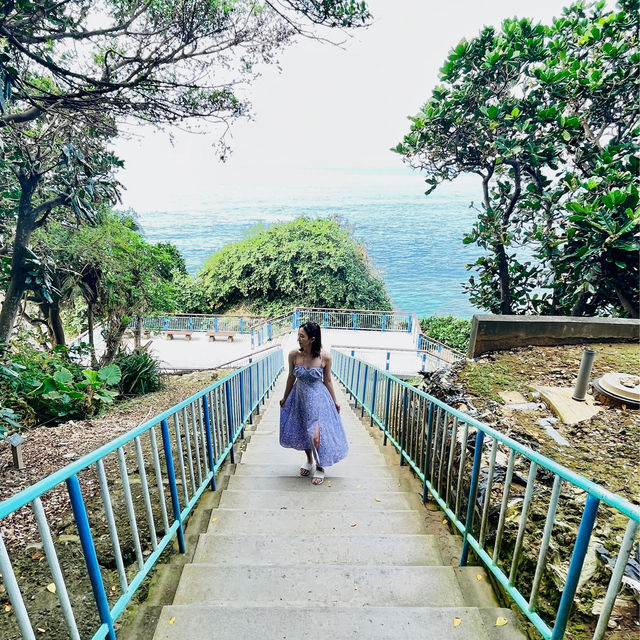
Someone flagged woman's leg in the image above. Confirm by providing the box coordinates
[312,425,324,485]
[300,449,314,476]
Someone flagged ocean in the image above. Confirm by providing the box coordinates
[132,167,485,318]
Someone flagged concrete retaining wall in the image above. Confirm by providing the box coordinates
[467,315,639,358]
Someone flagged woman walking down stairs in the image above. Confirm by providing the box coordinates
[150,374,525,640]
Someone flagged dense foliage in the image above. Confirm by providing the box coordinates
[0,0,371,343]
[114,350,165,396]
[396,0,639,317]
[197,218,392,315]
[419,315,471,352]
[0,337,121,431]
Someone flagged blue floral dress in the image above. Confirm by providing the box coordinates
[279,365,348,467]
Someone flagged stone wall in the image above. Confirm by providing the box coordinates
[467,315,640,358]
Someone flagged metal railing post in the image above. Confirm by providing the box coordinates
[461,430,485,566]
[239,372,246,439]
[422,402,435,502]
[384,377,392,446]
[225,380,235,463]
[201,396,216,491]
[160,419,186,553]
[400,387,408,466]
[66,475,116,640]
[370,370,378,427]
[361,366,369,417]
[551,495,601,640]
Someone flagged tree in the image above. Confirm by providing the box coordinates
[395,0,639,317]
[0,0,371,342]
[35,213,185,364]
[0,113,121,341]
[197,217,392,314]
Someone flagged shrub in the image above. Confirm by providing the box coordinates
[197,217,392,315]
[114,349,165,395]
[419,315,471,352]
[0,336,121,428]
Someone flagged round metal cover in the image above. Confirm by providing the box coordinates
[598,372,640,402]
[593,372,640,408]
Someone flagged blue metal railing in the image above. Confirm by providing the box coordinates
[417,334,466,366]
[331,350,639,640]
[249,307,419,348]
[0,350,284,640]
[129,314,265,334]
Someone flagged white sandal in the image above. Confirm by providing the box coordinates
[312,469,324,485]
[300,462,314,477]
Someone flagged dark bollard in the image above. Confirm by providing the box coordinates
[572,348,596,401]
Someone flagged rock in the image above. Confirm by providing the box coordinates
[58,534,80,544]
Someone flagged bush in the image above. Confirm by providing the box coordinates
[197,217,392,315]
[0,336,121,428]
[114,350,165,395]
[419,315,471,352]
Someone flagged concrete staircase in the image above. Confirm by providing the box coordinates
[152,375,524,640]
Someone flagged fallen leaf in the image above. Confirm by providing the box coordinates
[453,618,462,627]
[495,617,508,627]
[354,584,359,590]
[4,604,11,612]
[356,484,362,489]
[476,574,483,581]
[375,498,381,502]
[37,629,46,633]
[327,481,332,487]
[211,517,217,523]
[443,518,448,524]
[168,617,176,625]
[46,583,56,594]
[350,523,357,527]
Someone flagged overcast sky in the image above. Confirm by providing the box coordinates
[115,0,571,210]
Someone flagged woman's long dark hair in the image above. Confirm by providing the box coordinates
[300,321,322,358]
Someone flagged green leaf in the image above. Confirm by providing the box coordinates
[98,364,122,386]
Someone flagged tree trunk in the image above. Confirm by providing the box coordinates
[0,175,39,343]
[100,315,128,366]
[613,284,638,318]
[87,302,98,368]
[495,243,512,315]
[134,316,142,350]
[48,300,66,346]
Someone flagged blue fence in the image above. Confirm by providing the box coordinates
[331,350,639,640]
[129,314,265,334]
[0,350,283,640]
[250,307,418,348]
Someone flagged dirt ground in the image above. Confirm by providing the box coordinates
[0,370,228,640]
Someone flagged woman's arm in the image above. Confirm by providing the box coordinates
[322,352,340,413]
[280,350,297,407]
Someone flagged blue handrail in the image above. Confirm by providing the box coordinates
[0,350,284,639]
[331,349,640,640]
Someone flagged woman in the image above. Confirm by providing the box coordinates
[279,321,348,485]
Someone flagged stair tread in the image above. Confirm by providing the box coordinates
[154,604,498,640]
[193,532,444,565]
[173,564,466,607]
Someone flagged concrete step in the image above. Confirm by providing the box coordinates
[153,605,495,640]
[192,533,443,565]
[205,508,427,535]
[217,489,423,511]
[226,475,417,493]
[239,449,388,466]
[172,564,466,607]
[233,462,406,478]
